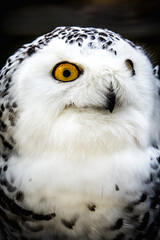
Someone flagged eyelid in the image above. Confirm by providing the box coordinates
[125,59,135,76]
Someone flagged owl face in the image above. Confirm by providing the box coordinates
[13,32,153,112]
[2,27,158,156]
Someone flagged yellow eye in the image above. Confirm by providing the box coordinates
[52,62,81,82]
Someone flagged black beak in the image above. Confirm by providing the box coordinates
[107,84,116,113]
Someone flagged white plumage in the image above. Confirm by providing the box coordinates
[0,26,160,240]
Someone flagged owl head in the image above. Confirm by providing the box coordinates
[0,26,160,158]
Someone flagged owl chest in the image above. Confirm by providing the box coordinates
[0,183,159,240]
[1,149,160,239]
[5,151,149,212]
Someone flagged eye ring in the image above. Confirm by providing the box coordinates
[52,62,82,82]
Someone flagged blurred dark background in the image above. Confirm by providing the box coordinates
[0,0,160,69]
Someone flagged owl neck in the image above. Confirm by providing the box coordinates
[15,107,150,158]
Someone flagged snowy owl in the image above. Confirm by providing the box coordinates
[0,26,160,240]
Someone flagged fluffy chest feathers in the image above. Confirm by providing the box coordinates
[1,144,160,240]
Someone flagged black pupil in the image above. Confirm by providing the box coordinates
[63,70,71,78]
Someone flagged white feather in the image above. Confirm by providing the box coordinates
[4,35,160,238]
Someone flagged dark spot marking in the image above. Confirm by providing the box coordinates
[0,121,7,131]
[9,115,16,126]
[150,162,158,170]
[127,40,136,48]
[109,33,114,37]
[2,154,9,161]
[109,48,117,55]
[115,184,119,191]
[90,35,95,40]
[136,212,150,231]
[27,46,36,56]
[0,178,9,187]
[5,83,10,89]
[60,31,66,35]
[156,156,160,164]
[7,57,11,63]
[4,68,9,75]
[72,29,79,32]
[7,184,17,193]
[3,140,13,150]
[126,193,147,212]
[83,29,93,33]
[110,218,123,230]
[107,83,116,113]
[12,102,17,108]
[76,38,83,43]
[79,34,88,39]
[38,39,44,44]
[88,204,96,211]
[69,40,75,44]
[107,41,112,45]
[52,34,58,38]
[19,58,24,63]
[67,35,73,40]
[61,217,77,229]
[152,143,159,149]
[1,104,5,111]
[98,37,106,42]
[99,32,108,37]
[137,193,147,204]
[73,33,79,38]
[9,108,14,113]
[2,91,9,98]
[102,44,108,49]
[32,212,56,221]
[0,111,3,117]
[3,165,8,172]
[16,191,24,202]
[144,173,153,184]
[0,134,13,150]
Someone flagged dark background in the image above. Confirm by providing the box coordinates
[0,0,160,69]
